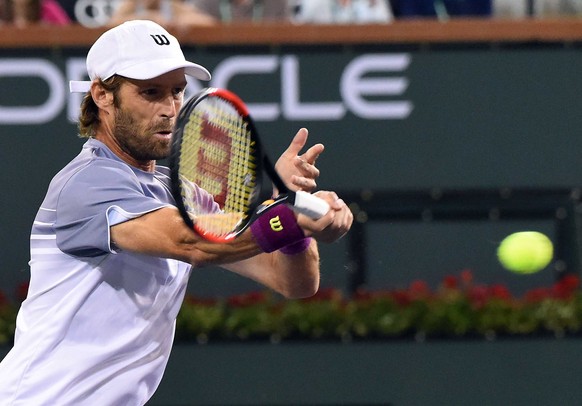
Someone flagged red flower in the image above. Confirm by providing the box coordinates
[311,287,340,301]
[524,287,551,303]
[558,274,579,289]
[460,269,474,286]
[552,274,580,300]
[562,274,581,289]
[442,275,459,290]
[467,285,489,308]
[183,296,219,306]
[488,284,512,301]
[353,288,373,301]
[391,289,411,306]
[409,280,431,300]
[227,291,267,307]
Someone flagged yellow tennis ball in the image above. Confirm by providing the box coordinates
[497,231,553,274]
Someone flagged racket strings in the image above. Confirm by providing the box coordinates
[177,98,258,236]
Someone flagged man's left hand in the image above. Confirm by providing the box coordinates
[275,128,324,193]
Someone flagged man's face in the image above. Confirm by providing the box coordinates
[112,69,187,161]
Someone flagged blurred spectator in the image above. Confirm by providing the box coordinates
[189,0,290,22]
[74,0,119,27]
[535,0,582,16]
[392,0,491,19]
[294,0,394,24]
[0,0,9,22]
[11,0,70,26]
[491,0,582,18]
[492,0,528,18]
[11,0,39,25]
[42,0,70,24]
[109,0,216,27]
[57,0,78,22]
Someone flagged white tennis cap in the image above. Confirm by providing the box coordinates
[69,20,211,93]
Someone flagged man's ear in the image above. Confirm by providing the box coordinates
[90,82,115,113]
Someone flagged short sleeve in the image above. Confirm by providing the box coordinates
[54,160,171,257]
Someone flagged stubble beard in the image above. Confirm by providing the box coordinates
[113,107,173,161]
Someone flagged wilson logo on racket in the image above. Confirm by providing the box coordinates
[150,34,170,45]
[170,87,330,244]
[269,216,284,232]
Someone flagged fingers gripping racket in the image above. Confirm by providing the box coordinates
[170,87,330,243]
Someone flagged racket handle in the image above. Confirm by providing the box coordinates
[292,191,330,220]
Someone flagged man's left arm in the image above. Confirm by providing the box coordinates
[223,190,352,299]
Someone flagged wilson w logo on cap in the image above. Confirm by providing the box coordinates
[150,34,170,46]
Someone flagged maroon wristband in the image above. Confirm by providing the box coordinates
[280,238,312,255]
[250,205,305,253]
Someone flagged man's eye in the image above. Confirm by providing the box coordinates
[173,88,185,97]
[143,89,159,96]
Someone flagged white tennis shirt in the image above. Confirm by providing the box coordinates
[0,139,216,405]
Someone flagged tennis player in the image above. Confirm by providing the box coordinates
[0,20,352,404]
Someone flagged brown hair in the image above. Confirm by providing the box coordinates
[77,76,124,138]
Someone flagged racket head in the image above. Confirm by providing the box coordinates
[170,88,265,242]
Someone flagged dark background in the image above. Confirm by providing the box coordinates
[1,43,581,299]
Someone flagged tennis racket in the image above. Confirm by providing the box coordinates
[169,87,330,243]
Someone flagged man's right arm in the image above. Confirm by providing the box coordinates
[110,206,263,266]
